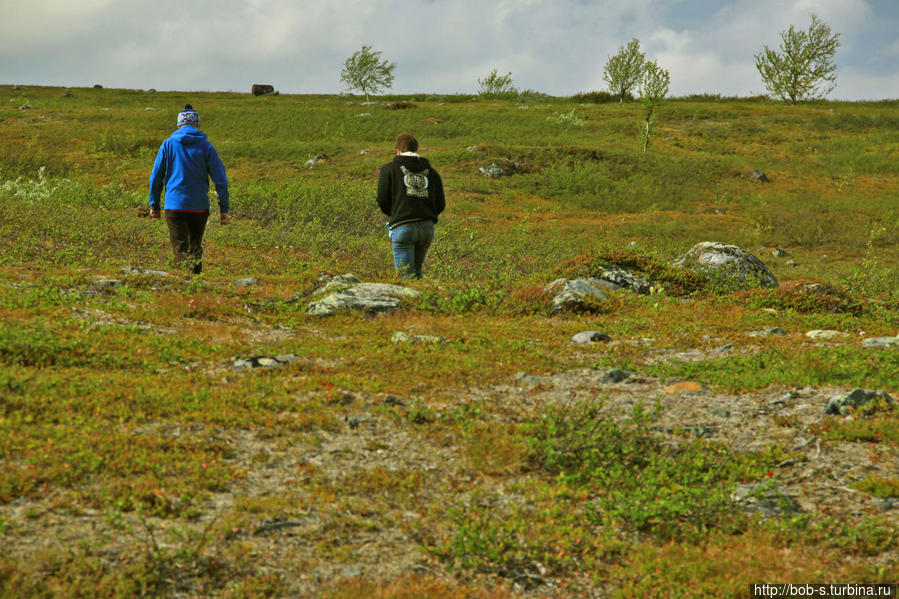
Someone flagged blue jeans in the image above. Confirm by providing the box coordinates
[390,221,434,279]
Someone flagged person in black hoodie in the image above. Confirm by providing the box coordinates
[376,133,445,279]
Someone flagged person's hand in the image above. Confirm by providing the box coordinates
[150,209,160,219]
[220,212,231,225]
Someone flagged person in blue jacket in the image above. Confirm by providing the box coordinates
[149,104,230,274]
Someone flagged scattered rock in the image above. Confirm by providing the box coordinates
[543,278,608,314]
[391,332,446,345]
[479,160,522,178]
[862,336,899,349]
[234,277,259,287]
[711,343,733,355]
[734,482,801,516]
[748,327,787,337]
[772,248,788,258]
[513,372,543,385]
[805,330,847,340]
[750,170,770,183]
[305,275,419,317]
[88,278,124,292]
[384,101,415,110]
[593,267,652,294]
[873,498,897,512]
[232,355,302,369]
[359,149,369,155]
[466,145,482,152]
[571,331,611,344]
[122,266,169,277]
[305,154,329,168]
[345,415,368,429]
[672,242,778,291]
[825,389,893,416]
[18,103,34,110]
[600,369,631,383]
[61,89,72,98]
[253,520,300,535]
[251,84,276,96]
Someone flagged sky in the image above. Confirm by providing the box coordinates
[2,0,898,100]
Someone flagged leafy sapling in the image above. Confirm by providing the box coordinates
[640,60,670,153]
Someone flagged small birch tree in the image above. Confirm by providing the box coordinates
[754,13,840,103]
[477,69,516,97]
[603,38,646,102]
[640,60,669,153]
[340,45,396,101]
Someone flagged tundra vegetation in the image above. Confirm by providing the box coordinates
[0,84,897,598]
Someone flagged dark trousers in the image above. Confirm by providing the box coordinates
[164,211,209,274]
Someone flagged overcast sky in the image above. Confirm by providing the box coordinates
[2,0,898,100]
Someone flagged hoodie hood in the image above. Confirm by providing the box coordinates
[171,126,207,146]
[393,154,431,173]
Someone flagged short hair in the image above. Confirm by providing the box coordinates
[395,133,418,153]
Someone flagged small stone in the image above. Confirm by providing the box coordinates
[234,277,259,287]
[391,332,413,344]
[601,369,631,383]
[273,354,300,364]
[255,357,279,368]
[305,154,329,168]
[873,498,897,512]
[748,327,787,337]
[711,343,733,355]
[571,331,611,344]
[466,145,481,152]
[90,278,124,290]
[750,170,770,183]
[391,331,445,344]
[123,266,169,277]
[772,248,788,258]
[345,416,367,429]
[806,330,847,340]
[862,336,899,349]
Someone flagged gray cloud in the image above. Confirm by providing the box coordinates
[1,0,896,99]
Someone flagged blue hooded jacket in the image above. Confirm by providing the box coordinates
[149,126,229,213]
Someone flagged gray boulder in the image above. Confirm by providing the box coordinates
[825,389,893,416]
[594,267,652,294]
[571,331,611,344]
[306,274,419,317]
[544,278,608,314]
[672,242,777,291]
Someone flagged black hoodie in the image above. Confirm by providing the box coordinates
[377,154,445,228]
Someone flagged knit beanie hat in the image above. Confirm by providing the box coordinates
[177,104,200,127]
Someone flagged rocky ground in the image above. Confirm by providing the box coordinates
[4,345,895,597]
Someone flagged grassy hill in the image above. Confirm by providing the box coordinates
[1,85,897,597]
